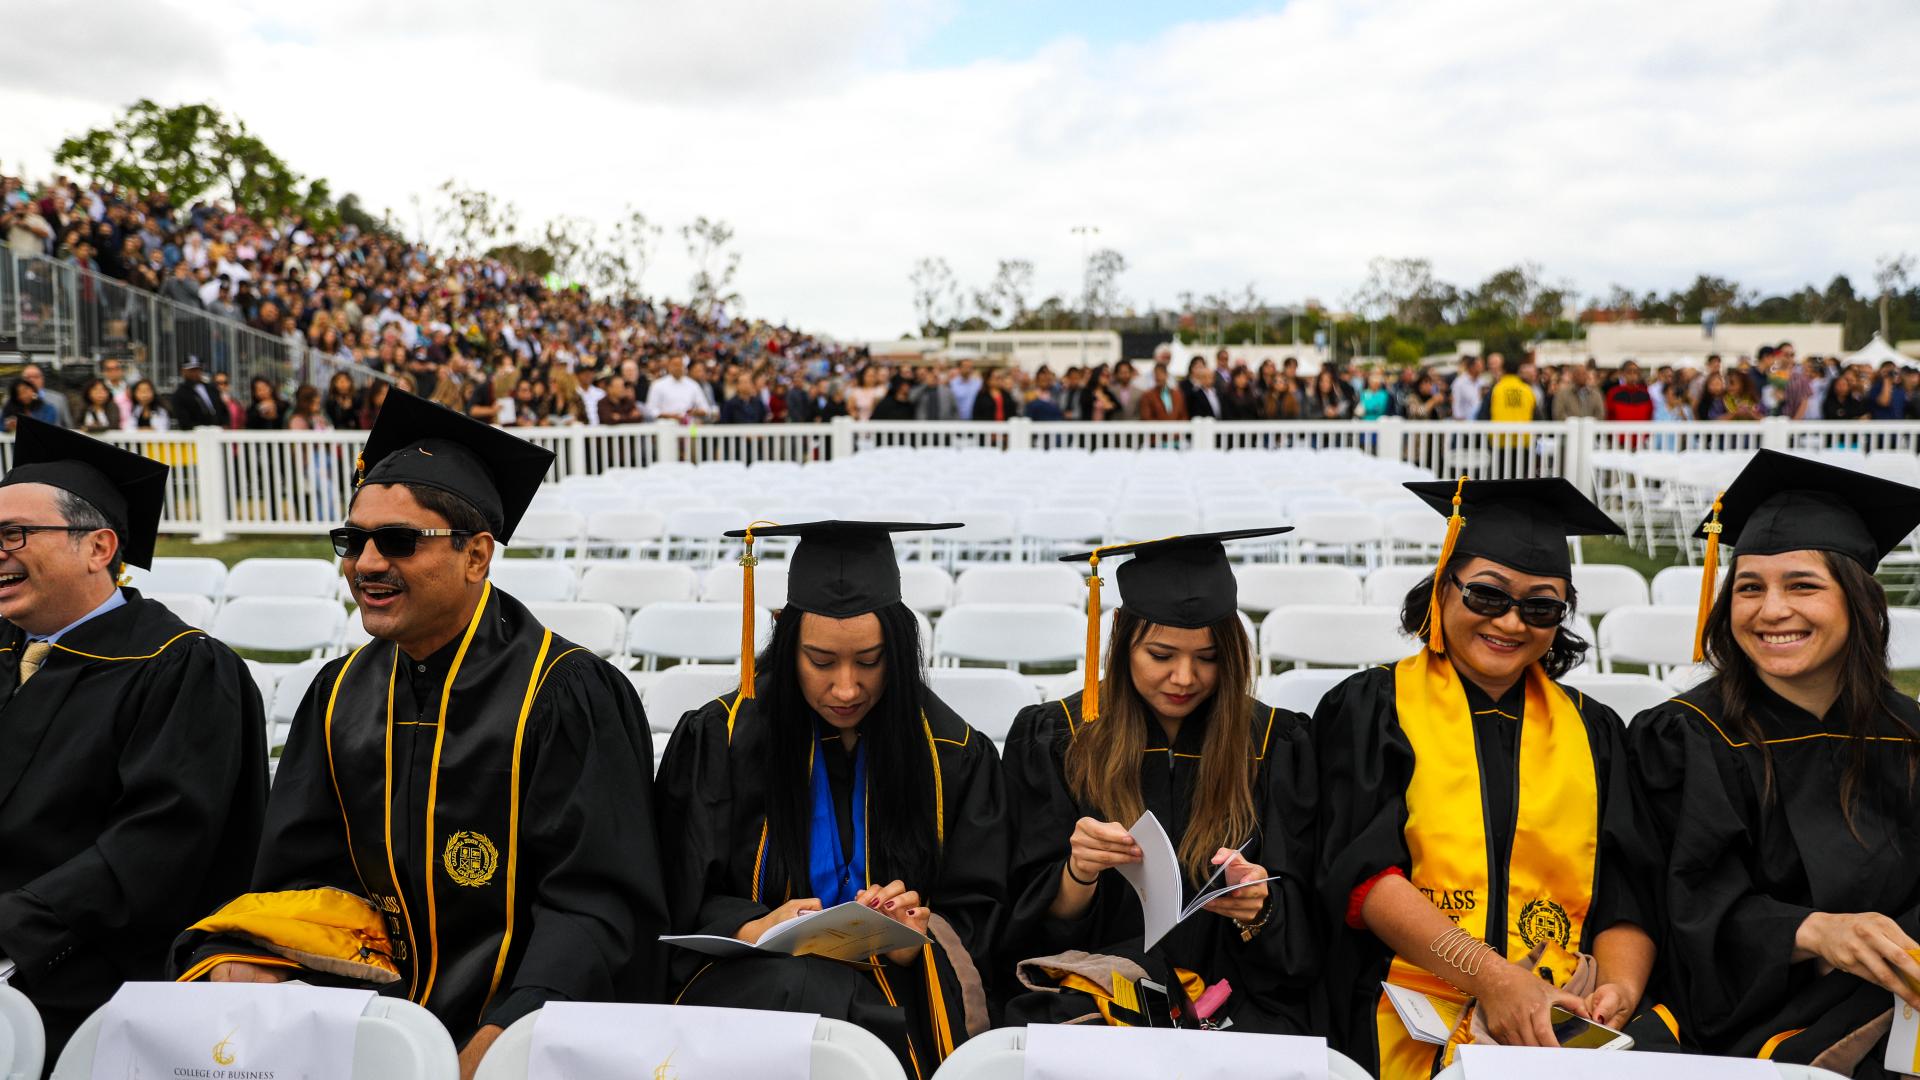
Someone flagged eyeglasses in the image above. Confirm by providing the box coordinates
[0,524,99,551]
[1448,576,1569,629]
[330,526,472,559]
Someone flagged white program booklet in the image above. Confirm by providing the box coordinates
[1379,982,1466,1045]
[1114,811,1282,949]
[660,900,930,962]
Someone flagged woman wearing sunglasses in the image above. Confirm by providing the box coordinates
[1313,478,1657,1079]
[1624,452,1920,1073]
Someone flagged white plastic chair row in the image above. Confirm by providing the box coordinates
[476,1013,901,1080]
[927,1027,1371,1080]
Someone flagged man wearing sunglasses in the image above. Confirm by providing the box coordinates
[0,417,267,1069]
[174,391,666,1080]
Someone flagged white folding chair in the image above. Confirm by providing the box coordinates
[925,1026,1370,1080]
[524,601,628,659]
[953,565,1086,609]
[627,602,769,669]
[1558,671,1676,723]
[577,563,700,612]
[149,592,216,629]
[1109,508,1201,543]
[1596,605,1700,678]
[243,660,279,710]
[0,983,44,1080]
[487,559,577,603]
[925,667,1041,742]
[224,558,340,600]
[212,597,347,654]
[1650,564,1725,607]
[474,1013,901,1080]
[1363,565,1433,607]
[931,604,1086,670]
[268,656,334,750]
[1384,509,1444,564]
[511,509,586,559]
[1232,564,1364,613]
[1292,511,1386,570]
[899,564,955,614]
[702,563,790,610]
[128,556,227,599]
[1569,564,1651,615]
[1260,605,1408,671]
[53,993,456,1080]
[938,512,1017,568]
[640,665,743,734]
[1018,508,1107,560]
[1663,661,1716,693]
[662,507,752,563]
[583,509,667,559]
[1256,668,1362,716]
[1890,607,1920,669]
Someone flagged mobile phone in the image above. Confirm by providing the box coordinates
[1548,1007,1634,1050]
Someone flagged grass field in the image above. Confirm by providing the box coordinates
[155,531,1920,697]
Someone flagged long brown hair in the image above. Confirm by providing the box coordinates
[1703,549,1920,839]
[1064,608,1259,881]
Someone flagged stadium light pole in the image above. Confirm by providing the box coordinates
[1072,224,1099,367]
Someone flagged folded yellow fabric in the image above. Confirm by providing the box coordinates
[188,887,401,984]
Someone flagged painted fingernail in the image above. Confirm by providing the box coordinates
[884,900,896,909]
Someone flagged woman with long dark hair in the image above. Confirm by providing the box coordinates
[1625,451,1920,1074]
[1000,529,1319,1034]
[656,521,1007,1079]
[1313,478,1655,1079]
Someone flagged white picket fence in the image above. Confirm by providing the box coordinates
[2,415,1914,541]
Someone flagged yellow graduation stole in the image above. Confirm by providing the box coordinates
[1372,649,1599,1080]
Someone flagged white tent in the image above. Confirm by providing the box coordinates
[1845,333,1909,368]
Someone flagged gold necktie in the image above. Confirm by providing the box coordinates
[18,641,52,684]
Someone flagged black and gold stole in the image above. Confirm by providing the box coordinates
[324,582,561,1029]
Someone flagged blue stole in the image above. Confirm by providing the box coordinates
[807,730,868,907]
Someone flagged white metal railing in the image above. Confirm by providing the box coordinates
[0,416,1912,542]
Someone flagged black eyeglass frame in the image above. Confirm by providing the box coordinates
[1446,575,1570,629]
[0,524,101,551]
[330,525,473,559]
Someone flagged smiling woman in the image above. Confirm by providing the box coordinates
[1625,450,1920,1072]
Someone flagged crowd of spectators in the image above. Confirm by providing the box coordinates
[7,173,1919,435]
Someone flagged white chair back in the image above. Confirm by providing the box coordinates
[474,1013,902,1080]
[1596,606,1700,674]
[488,560,577,603]
[53,994,456,1080]
[703,564,791,609]
[1890,607,1920,669]
[1232,565,1364,613]
[924,1027,1372,1080]
[932,604,1086,669]
[578,564,700,611]
[1362,565,1432,607]
[224,558,340,599]
[899,565,955,613]
[925,668,1041,741]
[212,597,347,653]
[953,565,1086,608]
[0,984,44,1080]
[1256,668,1361,716]
[627,602,769,666]
[1569,564,1651,614]
[150,592,216,629]
[524,601,628,658]
[1650,564,1725,607]
[1261,605,1408,669]
[130,556,228,599]
[270,656,335,727]
[640,665,743,735]
[1559,672,1676,723]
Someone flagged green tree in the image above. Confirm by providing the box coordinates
[55,99,334,223]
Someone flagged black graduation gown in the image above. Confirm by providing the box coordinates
[656,683,1008,1080]
[0,590,266,1070]
[1630,682,1920,1074]
[173,585,668,1044]
[1311,665,1652,1074]
[999,692,1320,1034]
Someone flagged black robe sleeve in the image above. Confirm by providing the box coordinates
[479,651,668,1030]
[1630,701,1808,1043]
[244,658,364,895]
[1001,701,1095,965]
[1312,667,1413,920]
[1578,691,1656,939]
[656,694,771,956]
[1239,711,1323,1004]
[0,634,267,982]
[925,715,1011,976]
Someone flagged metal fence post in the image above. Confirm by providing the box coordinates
[192,425,228,543]
[829,415,855,459]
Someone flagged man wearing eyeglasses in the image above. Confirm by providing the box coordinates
[0,418,266,1070]
[173,391,665,1080]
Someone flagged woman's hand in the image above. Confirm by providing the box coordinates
[1199,848,1269,923]
[1067,817,1142,883]
[735,898,822,944]
[1794,911,1920,1008]
[1472,960,1589,1047]
[1582,982,1636,1029]
[857,880,931,966]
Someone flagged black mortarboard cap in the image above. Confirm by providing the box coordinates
[1058,527,1293,628]
[1404,477,1623,580]
[0,416,169,568]
[1693,449,1920,572]
[355,390,554,542]
[722,520,962,617]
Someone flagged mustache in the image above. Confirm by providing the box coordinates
[354,572,406,590]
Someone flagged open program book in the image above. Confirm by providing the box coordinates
[1117,811,1282,950]
[661,901,930,963]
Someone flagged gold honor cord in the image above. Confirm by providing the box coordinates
[1425,476,1469,654]
[738,521,778,699]
[1693,492,1725,663]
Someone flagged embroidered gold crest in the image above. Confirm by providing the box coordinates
[1517,898,1572,949]
[442,830,499,887]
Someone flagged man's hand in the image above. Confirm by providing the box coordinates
[208,961,292,984]
[457,1024,503,1080]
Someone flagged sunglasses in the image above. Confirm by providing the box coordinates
[330,525,472,559]
[1448,576,1569,629]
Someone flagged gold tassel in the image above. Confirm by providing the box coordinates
[1426,476,1469,654]
[1083,553,1103,723]
[1693,492,1724,663]
[739,522,768,699]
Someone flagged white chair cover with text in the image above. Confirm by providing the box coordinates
[527,1003,815,1080]
[1022,1026,1327,1080]
[85,982,374,1080]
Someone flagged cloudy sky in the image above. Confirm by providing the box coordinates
[3,0,1917,337]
